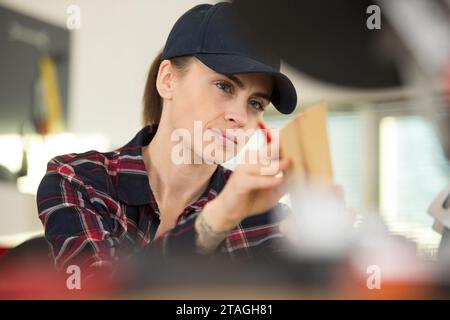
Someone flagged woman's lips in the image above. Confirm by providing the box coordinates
[209,128,237,145]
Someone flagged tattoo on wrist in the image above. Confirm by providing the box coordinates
[195,212,230,254]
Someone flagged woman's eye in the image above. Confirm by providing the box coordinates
[250,100,265,112]
[216,81,232,93]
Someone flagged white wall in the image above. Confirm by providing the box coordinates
[0,183,42,235]
[0,0,222,148]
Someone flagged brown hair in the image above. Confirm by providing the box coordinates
[142,50,194,126]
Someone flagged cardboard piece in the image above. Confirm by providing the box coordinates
[280,101,334,186]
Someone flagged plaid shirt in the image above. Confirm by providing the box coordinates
[36,125,290,279]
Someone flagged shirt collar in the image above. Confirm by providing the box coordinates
[116,124,231,207]
[116,124,156,206]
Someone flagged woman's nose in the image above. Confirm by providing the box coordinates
[224,103,248,127]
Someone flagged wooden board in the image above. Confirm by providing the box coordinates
[280,101,334,186]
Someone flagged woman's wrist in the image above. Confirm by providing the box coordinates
[202,198,238,232]
[194,199,238,254]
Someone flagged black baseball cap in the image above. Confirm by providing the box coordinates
[161,2,297,114]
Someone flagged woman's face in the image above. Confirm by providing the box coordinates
[158,57,274,164]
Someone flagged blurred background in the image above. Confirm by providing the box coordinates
[0,0,448,260]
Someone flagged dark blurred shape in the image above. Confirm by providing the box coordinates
[0,236,75,299]
[230,0,402,89]
[230,0,450,162]
[0,236,51,273]
[124,249,341,294]
[0,165,15,182]
[438,228,450,259]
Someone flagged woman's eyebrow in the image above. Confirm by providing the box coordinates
[222,74,271,101]
[252,92,271,102]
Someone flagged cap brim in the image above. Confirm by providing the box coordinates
[194,53,297,114]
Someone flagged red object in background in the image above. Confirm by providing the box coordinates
[444,61,450,99]
[0,248,9,258]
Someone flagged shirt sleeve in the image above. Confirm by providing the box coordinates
[144,202,292,261]
[145,212,205,257]
[36,158,122,283]
[246,202,292,260]
[216,202,293,261]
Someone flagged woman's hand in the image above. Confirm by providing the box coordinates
[195,146,292,253]
[221,160,290,222]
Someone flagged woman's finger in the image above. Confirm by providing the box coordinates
[237,158,291,176]
[239,174,284,191]
[277,158,292,172]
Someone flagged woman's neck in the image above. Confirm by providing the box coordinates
[142,123,217,210]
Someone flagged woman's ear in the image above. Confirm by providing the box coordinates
[156,59,174,100]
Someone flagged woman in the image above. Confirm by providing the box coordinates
[36,2,300,283]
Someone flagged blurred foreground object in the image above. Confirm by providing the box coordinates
[428,185,450,235]
[230,0,449,151]
[230,0,449,92]
[284,184,355,258]
[230,0,403,89]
